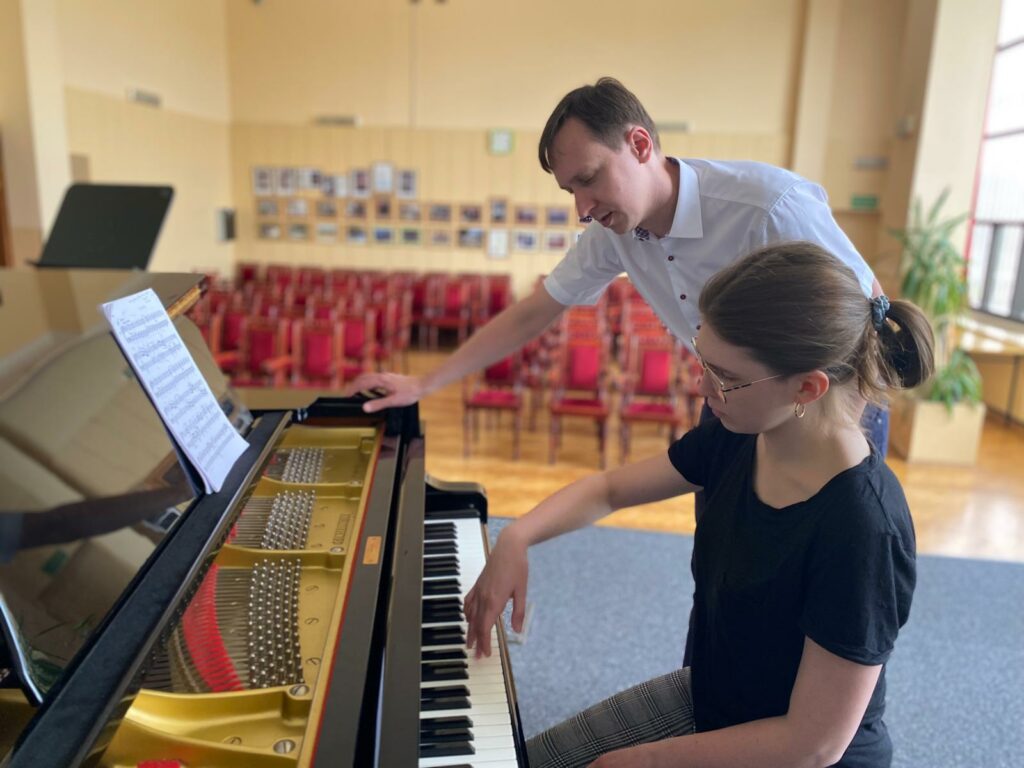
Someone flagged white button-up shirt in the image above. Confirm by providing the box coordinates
[544,158,875,346]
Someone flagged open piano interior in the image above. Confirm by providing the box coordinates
[0,269,528,767]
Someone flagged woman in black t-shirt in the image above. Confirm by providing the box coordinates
[463,242,935,768]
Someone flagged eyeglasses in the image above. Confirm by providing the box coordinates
[691,336,784,403]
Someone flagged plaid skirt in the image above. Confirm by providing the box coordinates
[526,667,695,768]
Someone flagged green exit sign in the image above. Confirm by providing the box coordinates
[851,194,879,211]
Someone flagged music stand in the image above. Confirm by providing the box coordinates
[35,183,174,270]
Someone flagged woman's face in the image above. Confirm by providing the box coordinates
[693,323,799,435]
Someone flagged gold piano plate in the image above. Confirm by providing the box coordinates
[102,688,311,767]
[96,422,384,767]
[261,426,376,486]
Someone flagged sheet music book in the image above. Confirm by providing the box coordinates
[102,288,248,493]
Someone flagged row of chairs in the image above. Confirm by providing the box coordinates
[463,297,704,468]
[190,270,514,388]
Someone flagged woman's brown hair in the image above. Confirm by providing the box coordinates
[698,241,935,406]
[538,77,660,174]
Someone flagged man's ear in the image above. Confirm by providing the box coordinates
[795,370,831,406]
[627,126,655,164]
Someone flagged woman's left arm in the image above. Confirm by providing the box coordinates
[591,637,880,768]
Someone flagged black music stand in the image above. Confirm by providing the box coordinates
[35,183,174,270]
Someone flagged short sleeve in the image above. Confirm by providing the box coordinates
[667,417,735,489]
[543,225,626,306]
[800,482,916,665]
[764,182,875,298]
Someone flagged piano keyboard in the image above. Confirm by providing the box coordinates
[420,514,521,767]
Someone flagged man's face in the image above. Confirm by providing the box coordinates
[549,118,647,235]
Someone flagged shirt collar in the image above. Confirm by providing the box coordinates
[633,157,703,241]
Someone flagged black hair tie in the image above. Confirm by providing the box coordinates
[870,295,891,331]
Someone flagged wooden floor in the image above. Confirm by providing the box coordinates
[406,350,1024,563]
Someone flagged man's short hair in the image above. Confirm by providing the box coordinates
[538,77,661,173]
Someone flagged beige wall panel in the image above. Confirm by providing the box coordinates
[64,89,235,275]
[57,0,231,122]
[0,0,43,266]
[226,0,411,126]
[226,0,802,134]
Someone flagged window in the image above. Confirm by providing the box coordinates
[968,0,1024,320]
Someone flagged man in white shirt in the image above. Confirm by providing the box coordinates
[344,76,887,451]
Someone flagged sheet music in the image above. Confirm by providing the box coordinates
[102,288,248,493]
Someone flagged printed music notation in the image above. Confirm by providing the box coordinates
[102,289,248,493]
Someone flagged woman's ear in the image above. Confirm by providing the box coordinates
[794,370,830,406]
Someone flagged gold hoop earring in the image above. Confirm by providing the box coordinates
[794,402,806,419]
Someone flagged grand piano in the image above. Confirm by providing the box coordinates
[0,269,528,767]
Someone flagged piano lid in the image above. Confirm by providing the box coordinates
[0,268,250,704]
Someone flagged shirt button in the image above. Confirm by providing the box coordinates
[679,294,687,300]
[667,255,675,261]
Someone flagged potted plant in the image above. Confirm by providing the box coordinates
[887,189,986,464]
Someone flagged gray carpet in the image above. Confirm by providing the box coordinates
[490,518,1024,767]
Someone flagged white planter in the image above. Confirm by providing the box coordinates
[889,394,986,465]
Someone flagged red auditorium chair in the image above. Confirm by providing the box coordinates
[462,351,525,460]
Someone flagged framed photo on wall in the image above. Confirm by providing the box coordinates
[397,169,418,200]
[347,225,368,244]
[374,195,393,221]
[429,229,453,247]
[316,200,338,217]
[458,227,485,248]
[299,168,322,191]
[514,229,539,252]
[373,226,394,245]
[515,205,539,225]
[399,201,422,222]
[544,230,569,252]
[257,199,279,217]
[316,222,339,243]
[331,173,349,198]
[460,204,483,224]
[288,222,309,241]
[287,198,309,217]
[400,227,422,246]
[489,198,509,225]
[488,229,509,259]
[346,200,367,220]
[258,222,281,240]
[428,203,452,223]
[351,168,370,198]
[545,206,571,227]
[252,166,275,196]
[277,168,298,196]
[372,162,394,193]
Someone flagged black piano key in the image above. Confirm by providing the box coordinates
[422,648,467,662]
[421,696,471,712]
[422,715,474,729]
[423,596,462,609]
[422,627,466,647]
[425,541,458,555]
[424,524,457,541]
[421,684,470,699]
[419,741,474,759]
[423,563,460,578]
[420,727,473,744]
[423,578,461,596]
[423,554,459,566]
[422,663,469,682]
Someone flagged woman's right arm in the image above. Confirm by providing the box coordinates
[463,453,700,656]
